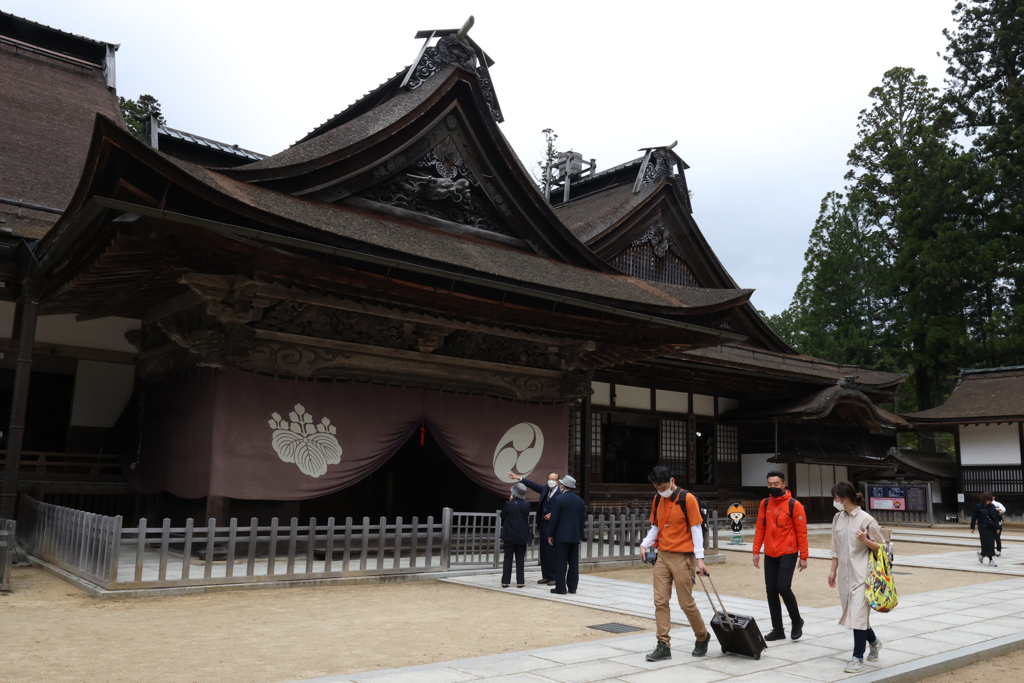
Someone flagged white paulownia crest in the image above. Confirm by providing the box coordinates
[268,403,342,478]
[493,422,544,481]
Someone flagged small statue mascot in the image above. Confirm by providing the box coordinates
[727,503,746,545]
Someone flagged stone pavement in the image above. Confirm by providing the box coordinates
[293,567,1024,683]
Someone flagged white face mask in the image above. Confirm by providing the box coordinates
[547,480,558,488]
[658,488,674,498]
[833,500,845,512]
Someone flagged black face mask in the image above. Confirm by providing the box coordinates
[768,487,784,497]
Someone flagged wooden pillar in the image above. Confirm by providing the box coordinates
[204,495,231,525]
[1,296,39,520]
[579,387,591,501]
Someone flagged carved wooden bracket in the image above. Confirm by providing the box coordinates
[179,273,274,324]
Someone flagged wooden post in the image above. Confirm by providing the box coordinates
[108,515,122,588]
[286,517,298,575]
[158,518,171,581]
[440,507,452,571]
[181,518,193,581]
[305,517,316,574]
[492,510,500,569]
[134,518,147,583]
[324,517,335,573]
[246,517,258,577]
[267,518,278,576]
[409,516,419,569]
[225,518,237,578]
[342,517,352,571]
[203,518,215,579]
[377,516,387,571]
[394,516,404,570]
[1,293,39,520]
[359,517,370,571]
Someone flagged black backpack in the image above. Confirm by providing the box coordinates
[653,488,710,540]
[760,497,796,527]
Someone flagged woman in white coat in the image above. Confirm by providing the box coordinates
[829,480,883,674]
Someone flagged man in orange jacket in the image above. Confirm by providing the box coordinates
[752,470,808,641]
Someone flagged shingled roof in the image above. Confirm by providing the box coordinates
[0,11,122,239]
[903,367,1024,425]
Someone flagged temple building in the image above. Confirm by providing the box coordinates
[904,367,1024,518]
[0,12,908,527]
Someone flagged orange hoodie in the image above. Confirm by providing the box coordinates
[752,489,809,560]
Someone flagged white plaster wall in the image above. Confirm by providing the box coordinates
[616,384,650,410]
[931,481,943,504]
[591,382,611,406]
[0,300,15,338]
[741,453,788,487]
[959,423,1022,466]
[655,389,688,414]
[70,360,136,428]
[719,398,740,414]
[693,394,715,416]
[795,463,809,497]
[35,314,140,353]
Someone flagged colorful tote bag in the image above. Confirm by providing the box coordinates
[865,528,898,612]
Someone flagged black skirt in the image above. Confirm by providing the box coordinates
[979,525,997,558]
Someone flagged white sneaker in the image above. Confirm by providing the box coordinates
[997,551,1002,557]
[868,639,883,661]
[990,560,998,567]
[978,551,984,564]
[845,658,865,673]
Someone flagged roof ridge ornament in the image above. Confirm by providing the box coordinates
[401,16,504,123]
[631,142,693,213]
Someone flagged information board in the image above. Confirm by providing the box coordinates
[869,485,906,511]
[905,486,928,512]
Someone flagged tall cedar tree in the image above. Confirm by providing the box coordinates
[943,0,1024,364]
[845,67,974,414]
[769,192,893,370]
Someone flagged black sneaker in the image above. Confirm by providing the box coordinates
[765,629,786,641]
[692,633,711,657]
[791,618,804,641]
[646,641,671,662]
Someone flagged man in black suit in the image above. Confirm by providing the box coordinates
[547,475,586,595]
[509,470,561,585]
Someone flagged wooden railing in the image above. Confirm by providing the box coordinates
[0,518,15,592]
[16,497,708,591]
[0,451,125,481]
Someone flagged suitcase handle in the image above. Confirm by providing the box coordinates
[697,572,737,632]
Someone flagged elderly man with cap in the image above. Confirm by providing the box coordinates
[547,475,587,595]
[500,482,533,588]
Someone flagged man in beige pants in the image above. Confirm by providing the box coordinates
[639,466,711,661]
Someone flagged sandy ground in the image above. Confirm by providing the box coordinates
[0,554,1008,683]
[0,566,652,683]
[591,554,1005,609]
[919,648,1024,682]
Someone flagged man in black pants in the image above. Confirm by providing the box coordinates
[509,470,561,584]
[547,475,586,595]
[752,470,809,640]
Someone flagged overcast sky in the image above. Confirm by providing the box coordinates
[8,1,958,315]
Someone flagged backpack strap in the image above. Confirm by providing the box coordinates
[677,489,692,530]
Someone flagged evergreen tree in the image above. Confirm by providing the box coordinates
[533,128,560,190]
[943,0,1024,365]
[119,94,165,139]
[768,192,892,370]
[844,67,974,413]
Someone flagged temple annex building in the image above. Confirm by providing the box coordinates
[1,11,919,536]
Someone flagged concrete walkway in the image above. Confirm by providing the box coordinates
[294,565,1024,683]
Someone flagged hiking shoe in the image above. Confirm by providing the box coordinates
[791,617,804,641]
[765,629,786,641]
[844,658,865,673]
[990,560,998,567]
[868,638,883,661]
[997,551,1002,557]
[692,633,711,657]
[645,641,671,662]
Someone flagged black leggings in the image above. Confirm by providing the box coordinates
[853,628,877,659]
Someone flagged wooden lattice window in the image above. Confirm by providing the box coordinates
[660,418,688,480]
[608,225,697,287]
[590,412,603,474]
[569,408,580,476]
[960,466,1023,494]
[716,425,739,463]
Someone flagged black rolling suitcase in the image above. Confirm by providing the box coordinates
[698,572,768,660]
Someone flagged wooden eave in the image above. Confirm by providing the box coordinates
[576,180,794,353]
[219,68,607,270]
